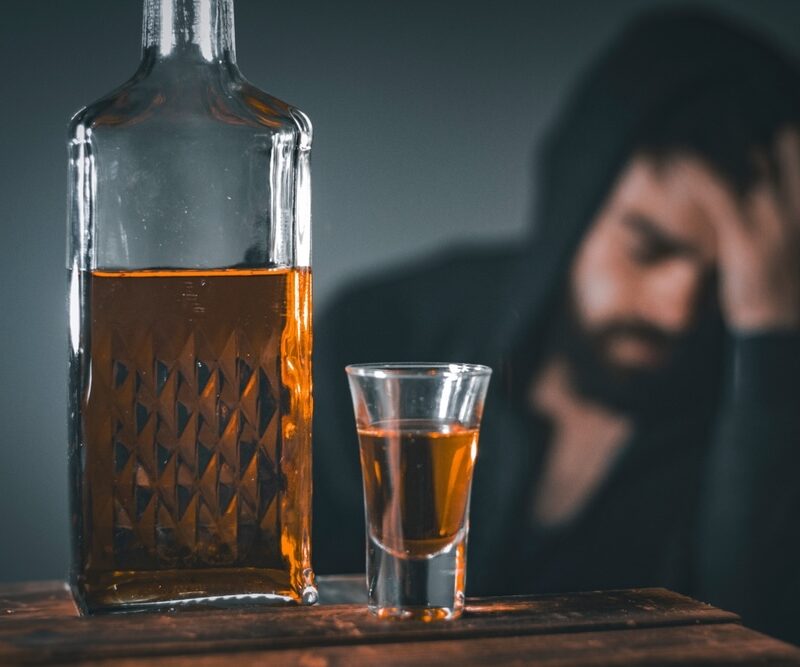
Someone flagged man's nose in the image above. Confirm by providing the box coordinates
[639,261,704,333]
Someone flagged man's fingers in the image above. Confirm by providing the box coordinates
[674,159,746,236]
[745,182,785,243]
[775,127,800,224]
[670,150,800,332]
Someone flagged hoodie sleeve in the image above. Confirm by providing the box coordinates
[697,331,800,643]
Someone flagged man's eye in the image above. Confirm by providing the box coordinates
[630,240,667,264]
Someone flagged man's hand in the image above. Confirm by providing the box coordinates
[682,129,800,332]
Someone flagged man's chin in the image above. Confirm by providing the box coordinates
[567,359,680,415]
[603,357,670,377]
[604,340,672,369]
[554,295,724,416]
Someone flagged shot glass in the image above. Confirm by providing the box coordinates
[346,362,492,621]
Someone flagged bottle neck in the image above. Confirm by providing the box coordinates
[142,0,236,64]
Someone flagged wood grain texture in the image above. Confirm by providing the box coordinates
[0,581,78,621]
[87,624,800,667]
[2,579,796,666]
[0,582,747,665]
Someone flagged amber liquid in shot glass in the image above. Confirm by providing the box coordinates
[359,419,478,620]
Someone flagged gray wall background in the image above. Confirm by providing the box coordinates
[1,0,799,582]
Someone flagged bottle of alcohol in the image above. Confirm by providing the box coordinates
[67,0,316,613]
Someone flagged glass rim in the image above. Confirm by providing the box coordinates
[345,362,492,379]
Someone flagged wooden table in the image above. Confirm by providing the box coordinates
[1,576,798,665]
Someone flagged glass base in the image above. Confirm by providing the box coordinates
[72,567,318,614]
[371,605,461,621]
[367,535,465,622]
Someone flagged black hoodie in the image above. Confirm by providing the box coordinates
[312,9,800,643]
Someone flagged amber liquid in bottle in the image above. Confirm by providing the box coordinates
[74,268,312,610]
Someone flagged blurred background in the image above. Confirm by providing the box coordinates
[1,0,799,582]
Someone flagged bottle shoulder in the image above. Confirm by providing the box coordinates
[68,62,311,143]
[234,76,312,143]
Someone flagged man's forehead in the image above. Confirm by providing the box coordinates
[608,155,717,262]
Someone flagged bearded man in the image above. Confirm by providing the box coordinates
[313,9,800,644]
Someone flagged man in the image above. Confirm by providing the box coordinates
[312,10,800,643]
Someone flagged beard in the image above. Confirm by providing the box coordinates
[552,291,724,416]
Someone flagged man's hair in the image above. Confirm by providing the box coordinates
[635,77,800,195]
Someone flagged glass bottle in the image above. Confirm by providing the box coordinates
[67,0,316,613]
